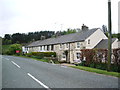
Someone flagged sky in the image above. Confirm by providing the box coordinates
[0,0,119,37]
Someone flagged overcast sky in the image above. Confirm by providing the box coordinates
[0,0,119,37]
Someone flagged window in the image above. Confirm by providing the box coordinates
[88,39,90,44]
[76,42,80,48]
[51,45,54,50]
[66,43,69,48]
[76,53,80,59]
[47,45,49,51]
[40,46,42,51]
[43,46,46,50]
[60,44,62,49]
[25,47,28,51]
[62,53,66,59]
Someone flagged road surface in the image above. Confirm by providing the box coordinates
[2,55,119,89]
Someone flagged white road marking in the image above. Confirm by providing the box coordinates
[27,73,51,90]
[11,61,21,68]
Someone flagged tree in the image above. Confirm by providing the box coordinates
[6,44,22,55]
[4,34,11,40]
[112,33,120,41]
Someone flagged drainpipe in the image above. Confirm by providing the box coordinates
[68,43,70,63]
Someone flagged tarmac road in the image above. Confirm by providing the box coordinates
[2,55,119,89]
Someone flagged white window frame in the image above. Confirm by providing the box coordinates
[40,46,42,51]
[60,44,63,49]
[76,52,80,60]
[47,45,49,51]
[88,39,90,44]
[76,42,80,48]
[51,45,54,51]
[66,43,69,49]
[62,53,66,59]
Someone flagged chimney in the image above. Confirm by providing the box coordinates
[41,36,46,40]
[81,24,89,31]
[55,31,61,37]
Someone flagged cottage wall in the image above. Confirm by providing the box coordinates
[85,29,107,49]
[112,39,119,49]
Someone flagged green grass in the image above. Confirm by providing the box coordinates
[70,66,120,78]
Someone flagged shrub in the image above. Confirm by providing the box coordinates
[26,52,33,57]
[79,61,86,66]
[89,63,95,68]
[25,52,56,59]
[3,44,22,55]
[80,48,120,72]
[111,64,120,72]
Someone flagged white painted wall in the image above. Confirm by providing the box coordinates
[112,39,119,49]
[85,29,108,49]
[118,41,120,48]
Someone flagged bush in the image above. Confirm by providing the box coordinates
[2,44,22,55]
[89,63,95,68]
[25,52,59,63]
[26,52,56,59]
[111,64,120,72]
[80,48,120,72]
[27,52,56,57]
[79,61,86,66]
[79,61,120,72]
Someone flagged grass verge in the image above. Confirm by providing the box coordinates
[70,66,120,78]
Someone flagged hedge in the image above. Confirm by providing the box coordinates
[26,52,56,59]
[80,48,120,72]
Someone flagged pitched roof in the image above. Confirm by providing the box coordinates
[27,28,98,47]
[94,38,117,49]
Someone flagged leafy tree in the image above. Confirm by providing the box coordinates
[2,39,12,45]
[4,34,11,40]
[112,33,120,41]
[6,44,22,55]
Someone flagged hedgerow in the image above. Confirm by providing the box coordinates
[80,48,120,72]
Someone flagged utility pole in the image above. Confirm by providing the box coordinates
[107,0,112,71]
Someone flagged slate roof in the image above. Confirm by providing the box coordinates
[27,28,99,47]
[94,38,117,49]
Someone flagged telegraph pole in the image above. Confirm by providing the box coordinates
[107,0,112,71]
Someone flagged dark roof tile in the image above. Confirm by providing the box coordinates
[27,28,98,47]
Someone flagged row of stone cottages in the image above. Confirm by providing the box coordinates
[22,25,119,63]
